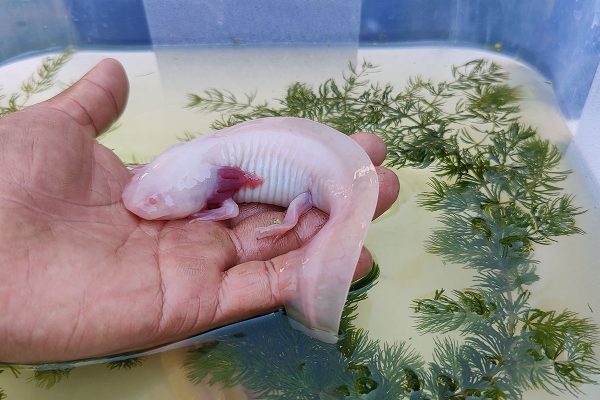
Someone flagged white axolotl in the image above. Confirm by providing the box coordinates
[122,117,379,343]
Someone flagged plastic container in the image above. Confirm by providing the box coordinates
[1,0,599,196]
[1,1,600,399]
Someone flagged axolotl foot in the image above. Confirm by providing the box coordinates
[188,189,313,242]
[255,192,313,240]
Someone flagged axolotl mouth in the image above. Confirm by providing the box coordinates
[121,168,182,220]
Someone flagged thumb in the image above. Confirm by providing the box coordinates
[42,58,129,137]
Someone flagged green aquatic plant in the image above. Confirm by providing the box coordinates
[185,59,599,399]
[0,48,73,117]
[0,363,73,393]
[185,264,427,399]
[0,365,21,400]
[29,368,72,389]
[0,50,596,399]
[106,357,146,370]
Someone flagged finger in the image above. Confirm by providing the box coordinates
[209,259,284,325]
[354,247,374,281]
[230,209,373,280]
[229,132,389,228]
[351,132,388,166]
[42,58,129,137]
[374,166,400,219]
[229,166,398,260]
[231,208,328,263]
[230,164,399,229]
[231,211,372,277]
[207,245,373,327]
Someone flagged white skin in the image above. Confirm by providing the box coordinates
[0,59,399,363]
[122,117,380,342]
[123,158,219,220]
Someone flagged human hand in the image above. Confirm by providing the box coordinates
[0,59,400,363]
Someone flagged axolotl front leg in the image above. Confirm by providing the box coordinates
[191,198,240,221]
[189,166,313,240]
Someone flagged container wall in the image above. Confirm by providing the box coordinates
[568,62,600,205]
[142,0,362,46]
[65,0,151,46]
[1,0,599,119]
[0,0,76,61]
[360,0,600,119]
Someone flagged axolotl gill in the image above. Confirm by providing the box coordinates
[122,117,379,343]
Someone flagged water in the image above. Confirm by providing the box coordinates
[1,46,599,399]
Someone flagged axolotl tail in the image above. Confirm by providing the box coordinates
[279,133,379,342]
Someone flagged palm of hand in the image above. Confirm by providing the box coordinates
[1,91,175,361]
[0,95,297,363]
[0,59,399,363]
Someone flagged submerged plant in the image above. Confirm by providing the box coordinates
[184,59,599,399]
[0,48,73,117]
[105,357,146,371]
[0,365,21,400]
[28,368,72,390]
[185,265,427,399]
[0,50,596,399]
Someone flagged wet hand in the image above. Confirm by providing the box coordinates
[0,59,400,363]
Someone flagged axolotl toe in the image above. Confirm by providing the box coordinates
[122,117,379,343]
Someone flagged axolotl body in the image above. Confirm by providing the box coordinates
[122,117,378,342]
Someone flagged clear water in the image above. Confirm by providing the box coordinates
[1,46,599,399]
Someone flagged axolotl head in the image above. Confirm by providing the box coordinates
[122,148,218,220]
